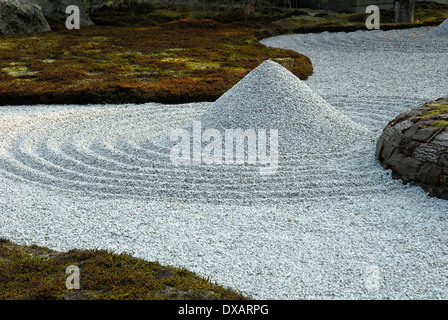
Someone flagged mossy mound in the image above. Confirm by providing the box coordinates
[376,97,448,200]
[0,238,248,300]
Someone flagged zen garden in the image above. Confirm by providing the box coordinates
[1,0,448,304]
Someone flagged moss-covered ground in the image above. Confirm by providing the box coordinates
[0,14,312,105]
[1,1,447,106]
[0,238,248,300]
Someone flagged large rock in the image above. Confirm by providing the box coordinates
[376,97,448,200]
[27,0,93,26]
[0,0,51,35]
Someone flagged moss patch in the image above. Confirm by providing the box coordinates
[0,18,312,106]
[0,238,248,300]
[422,103,448,119]
[431,120,448,128]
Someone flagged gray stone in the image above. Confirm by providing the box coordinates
[387,148,404,169]
[381,125,396,140]
[393,119,413,132]
[376,97,448,200]
[375,134,385,159]
[27,0,93,26]
[416,163,434,182]
[424,165,442,187]
[380,139,395,161]
[434,131,448,141]
[396,157,421,181]
[390,130,405,146]
[403,125,419,139]
[411,127,438,142]
[439,151,448,167]
[433,131,448,147]
[414,143,444,163]
[0,0,50,35]
[398,138,419,157]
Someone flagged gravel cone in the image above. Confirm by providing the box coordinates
[161,59,368,156]
[428,18,448,37]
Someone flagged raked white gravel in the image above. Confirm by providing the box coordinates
[1,27,448,299]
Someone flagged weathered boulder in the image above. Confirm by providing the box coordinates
[376,97,448,200]
[0,0,51,35]
[27,0,93,26]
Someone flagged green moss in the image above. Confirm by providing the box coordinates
[422,103,448,118]
[0,238,248,300]
[431,120,448,128]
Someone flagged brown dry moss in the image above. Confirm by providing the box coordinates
[0,19,312,106]
[0,238,248,300]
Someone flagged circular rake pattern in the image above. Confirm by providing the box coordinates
[0,102,395,205]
